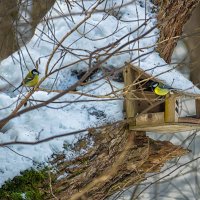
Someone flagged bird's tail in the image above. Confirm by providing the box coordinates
[13,83,22,92]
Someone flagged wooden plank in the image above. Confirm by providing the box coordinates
[123,64,146,137]
[178,117,200,124]
[129,123,200,133]
[125,62,161,82]
[164,94,178,123]
[123,65,138,123]
[136,112,164,126]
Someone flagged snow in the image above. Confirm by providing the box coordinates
[0,88,123,185]
[0,0,199,188]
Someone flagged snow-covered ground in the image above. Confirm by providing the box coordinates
[0,0,199,193]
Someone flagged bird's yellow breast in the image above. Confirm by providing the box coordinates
[24,75,39,87]
[154,87,169,96]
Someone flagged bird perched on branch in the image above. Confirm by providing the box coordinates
[151,82,174,96]
[13,69,40,92]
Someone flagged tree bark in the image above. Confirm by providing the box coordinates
[0,0,18,60]
[0,0,56,60]
[183,3,200,117]
[30,0,56,38]
[44,123,187,200]
[155,0,200,63]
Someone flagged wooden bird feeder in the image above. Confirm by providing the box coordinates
[123,64,200,133]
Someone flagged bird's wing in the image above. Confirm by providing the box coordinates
[23,72,34,84]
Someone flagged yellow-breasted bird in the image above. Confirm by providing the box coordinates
[151,82,174,96]
[13,69,40,92]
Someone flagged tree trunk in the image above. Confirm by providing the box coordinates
[0,0,56,60]
[0,0,18,60]
[30,0,56,38]
[183,3,200,117]
[155,0,200,63]
[44,124,187,200]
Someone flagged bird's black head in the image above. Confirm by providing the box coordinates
[151,82,159,88]
[31,69,40,75]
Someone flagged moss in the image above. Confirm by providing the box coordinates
[7,192,22,200]
[0,168,50,200]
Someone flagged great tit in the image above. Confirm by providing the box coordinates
[151,82,173,96]
[13,69,40,92]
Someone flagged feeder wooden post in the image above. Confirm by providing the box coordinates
[123,64,146,137]
[195,99,200,118]
[123,64,138,124]
[164,94,178,123]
